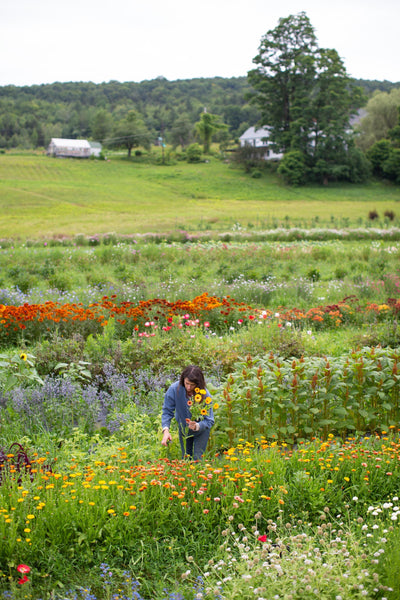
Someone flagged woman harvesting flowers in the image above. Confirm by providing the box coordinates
[161,365,214,460]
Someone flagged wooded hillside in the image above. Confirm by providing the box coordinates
[0,76,398,150]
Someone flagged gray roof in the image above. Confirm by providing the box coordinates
[239,126,270,141]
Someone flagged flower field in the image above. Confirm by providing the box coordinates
[0,238,400,599]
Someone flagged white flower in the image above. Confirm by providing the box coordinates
[352,496,358,502]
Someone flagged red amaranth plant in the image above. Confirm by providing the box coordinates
[0,442,52,485]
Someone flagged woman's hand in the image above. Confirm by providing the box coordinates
[187,420,200,431]
[161,429,172,446]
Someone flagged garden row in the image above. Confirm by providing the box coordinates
[0,292,398,347]
[2,343,400,447]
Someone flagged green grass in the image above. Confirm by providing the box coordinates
[0,153,399,238]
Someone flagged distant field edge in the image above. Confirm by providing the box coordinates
[2,227,400,247]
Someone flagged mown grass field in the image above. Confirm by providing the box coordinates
[1,152,400,238]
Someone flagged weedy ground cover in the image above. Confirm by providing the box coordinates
[0,153,399,237]
[0,432,399,599]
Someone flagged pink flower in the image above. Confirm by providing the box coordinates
[258,535,268,543]
[214,497,221,502]
[203,509,209,514]
[204,321,210,327]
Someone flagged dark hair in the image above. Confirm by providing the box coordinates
[179,365,206,389]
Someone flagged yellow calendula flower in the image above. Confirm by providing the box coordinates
[194,394,202,402]
[205,397,212,404]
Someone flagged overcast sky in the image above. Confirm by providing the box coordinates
[1,0,399,87]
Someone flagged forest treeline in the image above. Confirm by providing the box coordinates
[0,75,398,150]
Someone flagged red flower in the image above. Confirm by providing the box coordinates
[18,575,29,585]
[258,534,268,543]
[17,565,30,574]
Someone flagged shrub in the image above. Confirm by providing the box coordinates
[277,151,307,185]
[384,210,395,221]
[383,147,400,183]
[250,168,262,178]
[367,138,392,177]
[186,143,202,163]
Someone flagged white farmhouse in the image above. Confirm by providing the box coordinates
[47,138,102,158]
[239,126,283,160]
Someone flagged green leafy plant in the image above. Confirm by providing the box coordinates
[54,360,92,384]
[0,351,44,391]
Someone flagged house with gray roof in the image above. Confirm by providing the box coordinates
[239,126,283,160]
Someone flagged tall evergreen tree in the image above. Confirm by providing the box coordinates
[248,12,365,182]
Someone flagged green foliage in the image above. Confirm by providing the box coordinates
[54,360,92,384]
[194,111,228,153]
[367,138,392,176]
[383,147,400,183]
[277,150,307,185]
[248,12,366,184]
[232,144,267,173]
[108,110,151,157]
[214,347,400,447]
[355,88,400,152]
[0,351,43,391]
[185,142,202,163]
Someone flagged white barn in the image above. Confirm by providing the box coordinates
[47,138,102,158]
[239,126,283,160]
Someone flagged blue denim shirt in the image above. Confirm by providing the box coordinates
[161,381,215,433]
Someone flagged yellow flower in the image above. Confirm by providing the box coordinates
[200,408,207,416]
[205,397,212,404]
[194,394,202,402]
[20,353,27,361]
[213,403,219,410]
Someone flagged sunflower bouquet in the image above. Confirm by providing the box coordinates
[185,387,212,424]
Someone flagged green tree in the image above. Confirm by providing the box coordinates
[367,139,392,177]
[170,113,193,149]
[247,12,318,154]
[194,111,227,153]
[355,89,400,152]
[383,149,400,183]
[247,12,364,183]
[91,109,113,142]
[277,150,307,185]
[109,111,151,157]
[186,143,203,163]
